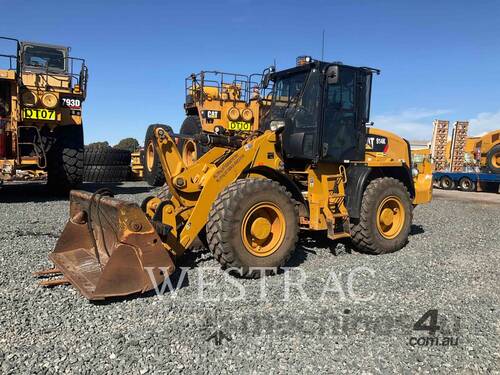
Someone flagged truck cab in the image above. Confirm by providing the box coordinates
[0,37,88,191]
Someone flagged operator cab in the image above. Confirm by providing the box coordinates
[264,58,378,164]
[20,42,69,74]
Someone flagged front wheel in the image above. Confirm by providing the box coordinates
[350,177,413,255]
[142,124,173,186]
[206,179,299,278]
[47,125,84,193]
[179,116,207,166]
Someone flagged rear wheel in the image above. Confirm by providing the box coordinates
[143,124,173,186]
[179,116,207,166]
[458,177,476,192]
[350,177,412,255]
[206,179,299,278]
[47,125,84,193]
[486,144,500,174]
[440,176,455,190]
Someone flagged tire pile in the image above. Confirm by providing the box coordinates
[83,147,131,183]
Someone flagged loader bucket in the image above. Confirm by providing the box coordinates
[48,190,175,300]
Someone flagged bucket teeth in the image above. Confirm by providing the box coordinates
[39,277,70,287]
[33,268,62,277]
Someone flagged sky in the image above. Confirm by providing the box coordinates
[1,0,499,144]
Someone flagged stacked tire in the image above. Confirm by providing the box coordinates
[83,147,131,183]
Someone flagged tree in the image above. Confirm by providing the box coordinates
[86,141,110,149]
[114,138,139,152]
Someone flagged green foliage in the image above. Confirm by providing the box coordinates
[86,141,110,149]
[114,138,139,152]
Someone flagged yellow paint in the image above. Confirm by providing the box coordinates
[376,196,405,239]
[241,202,285,257]
[146,123,432,256]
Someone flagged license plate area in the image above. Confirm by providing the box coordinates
[23,108,57,121]
[228,121,251,131]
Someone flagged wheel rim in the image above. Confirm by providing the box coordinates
[376,196,405,240]
[241,202,286,257]
[461,179,471,189]
[441,178,451,188]
[182,140,198,166]
[493,152,500,169]
[146,141,155,171]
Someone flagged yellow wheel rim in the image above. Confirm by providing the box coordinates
[182,140,197,166]
[146,141,155,171]
[376,196,405,240]
[241,202,286,257]
[493,152,500,169]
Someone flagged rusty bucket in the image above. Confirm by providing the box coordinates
[46,190,175,300]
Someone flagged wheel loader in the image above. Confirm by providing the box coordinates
[0,37,87,191]
[39,58,433,300]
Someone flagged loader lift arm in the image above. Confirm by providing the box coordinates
[148,128,283,256]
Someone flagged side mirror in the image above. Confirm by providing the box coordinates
[261,72,270,89]
[261,65,275,89]
[326,65,339,85]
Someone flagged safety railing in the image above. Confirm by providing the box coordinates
[185,70,273,105]
[0,37,88,98]
[21,56,88,98]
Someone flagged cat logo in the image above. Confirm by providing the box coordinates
[366,135,388,152]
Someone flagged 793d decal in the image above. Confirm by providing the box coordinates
[60,97,82,109]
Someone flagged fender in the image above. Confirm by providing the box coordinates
[345,164,416,219]
[345,165,372,219]
[246,165,307,209]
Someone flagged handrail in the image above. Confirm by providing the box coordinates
[1,37,88,97]
[0,53,17,70]
[185,70,272,105]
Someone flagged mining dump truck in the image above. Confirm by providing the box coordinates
[142,67,273,185]
[39,58,432,300]
[0,37,87,191]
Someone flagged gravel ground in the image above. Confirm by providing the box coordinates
[0,181,498,374]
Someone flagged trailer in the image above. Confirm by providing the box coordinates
[433,171,500,192]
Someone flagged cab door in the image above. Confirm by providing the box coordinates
[320,66,372,162]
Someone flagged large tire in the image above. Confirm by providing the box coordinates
[440,176,455,190]
[486,144,500,174]
[179,116,207,166]
[458,177,476,192]
[350,177,412,255]
[47,125,84,193]
[206,179,299,278]
[84,148,131,166]
[83,165,130,183]
[143,124,173,186]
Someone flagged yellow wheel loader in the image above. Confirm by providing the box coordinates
[0,37,87,191]
[40,58,432,300]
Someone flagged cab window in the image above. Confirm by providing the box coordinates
[272,72,307,105]
[23,45,66,71]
